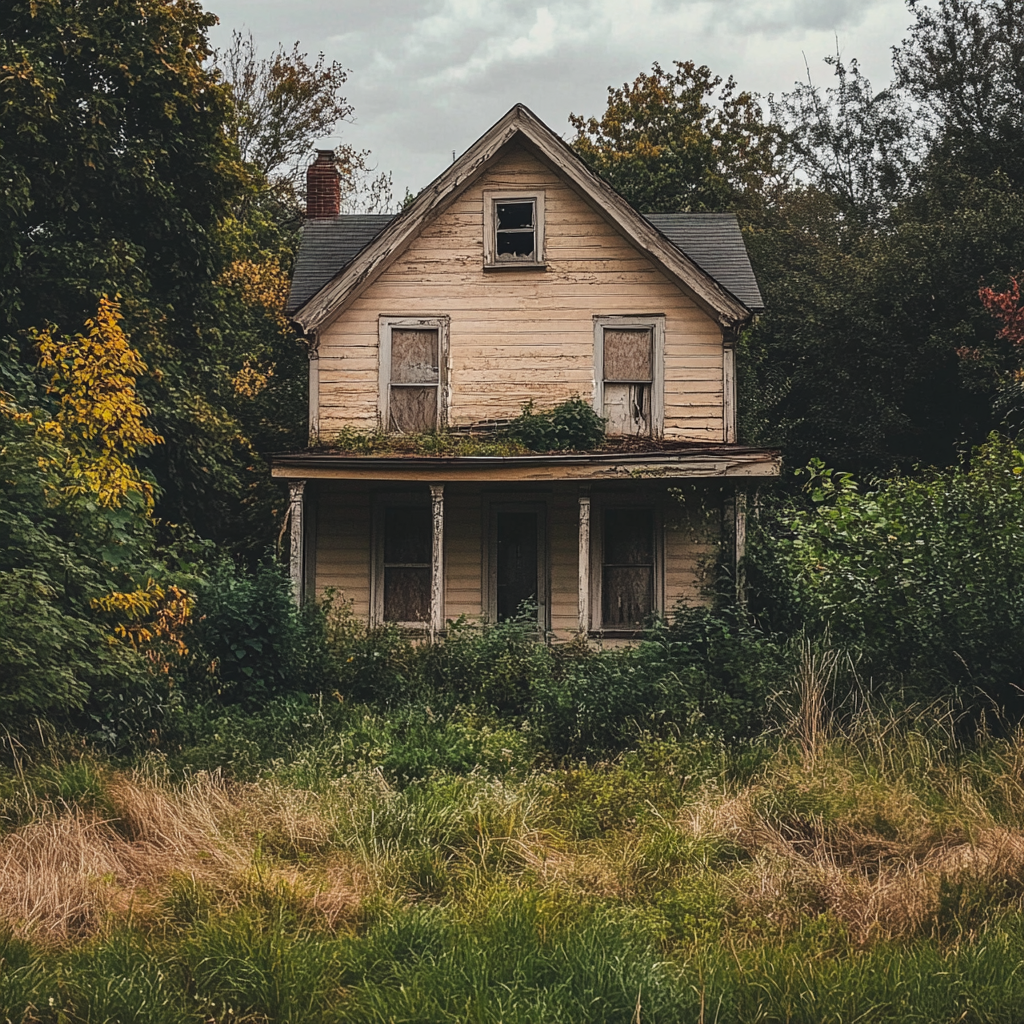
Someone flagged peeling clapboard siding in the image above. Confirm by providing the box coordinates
[316,146,725,442]
[313,483,372,617]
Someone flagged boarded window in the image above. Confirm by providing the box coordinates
[389,328,439,432]
[601,508,654,628]
[603,328,653,436]
[495,511,538,621]
[382,505,431,623]
[495,200,536,261]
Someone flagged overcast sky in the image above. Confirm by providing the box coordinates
[206,0,912,202]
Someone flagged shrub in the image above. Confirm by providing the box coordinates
[182,558,334,707]
[752,435,1024,713]
[506,397,606,451]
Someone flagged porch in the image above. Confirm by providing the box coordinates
[273,446,780,641]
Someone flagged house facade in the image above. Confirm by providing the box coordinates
[273,105,779,640]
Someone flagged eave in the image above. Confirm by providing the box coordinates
[271,445,781,483]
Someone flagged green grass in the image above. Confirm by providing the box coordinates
[4,697,1024,1022]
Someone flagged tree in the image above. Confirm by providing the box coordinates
[214,31,393,219]
[0,0,244,335]
[772,53,914,226]
[895,0,1024,187]
[569,61,785,215]
[0,298,183,740]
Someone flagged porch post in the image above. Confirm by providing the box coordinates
[288,480,306,606]
[430,483,445,637]
[734,487,748,609]
[578,490,591,634]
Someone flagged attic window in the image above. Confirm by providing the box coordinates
[484,191,545,268]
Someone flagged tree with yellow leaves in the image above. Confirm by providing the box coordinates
[32,296,163,511]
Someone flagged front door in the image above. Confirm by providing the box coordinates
[491,506,546,624]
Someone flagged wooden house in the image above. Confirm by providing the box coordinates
[273,104,779,640]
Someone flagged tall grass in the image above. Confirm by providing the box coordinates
[2,693,1024,1021]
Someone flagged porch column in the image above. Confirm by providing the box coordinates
[735,487,748,608]
[430,483,445,637]
[578,490,591,634]
[288,480,306,606]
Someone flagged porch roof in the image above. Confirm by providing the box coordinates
[270,443,780,482]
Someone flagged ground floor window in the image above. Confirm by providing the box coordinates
[600,507,655,628]
[381,504,431,624]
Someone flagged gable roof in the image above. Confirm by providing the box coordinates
[290,104,756,332]
[287,212,763,315]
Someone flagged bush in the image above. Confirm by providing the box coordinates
[506,397,606,451]
[752,435,1024,712]
[182,559,334,707]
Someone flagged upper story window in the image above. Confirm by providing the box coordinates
[483,191,545,268]
[378,317,449,433]
[594,315,665,437]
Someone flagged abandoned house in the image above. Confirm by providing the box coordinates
[273,104,779,640]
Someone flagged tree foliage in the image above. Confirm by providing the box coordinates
[753,437,1024,713]
[569,61,785,215]
[0,301,176,739]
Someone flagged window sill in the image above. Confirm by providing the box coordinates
[588,628,649,640]
[483,261,547,271]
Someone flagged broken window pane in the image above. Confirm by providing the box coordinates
[603,383,651,436]
[602,508,654,628]
[495,200,536,260]
[383,506,431,623]
[497,202,534,230]
[390,329,439,383]
[495,511,538,621]
[389,385,437,433]
[603,329,652,381]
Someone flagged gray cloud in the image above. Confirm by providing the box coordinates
[207,0,908,199]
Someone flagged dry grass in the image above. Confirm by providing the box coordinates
[4,713,1024,957]
[0,766,364,944]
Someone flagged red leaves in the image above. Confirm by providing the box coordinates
[979,275,1024,348]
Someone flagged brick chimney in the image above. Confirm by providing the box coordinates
[305,150,340,219]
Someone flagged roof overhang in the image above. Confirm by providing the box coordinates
[271,446,780,483]
[291,104,753,334]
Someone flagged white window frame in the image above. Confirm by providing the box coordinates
[378,316,450,433]
[593,315,665,438]
[484,499,549,629]
[371,492,433,629]
[590,497,664,636]
[483,190,546,269]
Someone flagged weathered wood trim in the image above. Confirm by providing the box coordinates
[577,491,591,634]
[308,332,320,443]
[735,487,748,608]
[377,316,450,432]
[273,448,781,483]
[593,314,666,438]
[723,332,737,444]
[430,483,445,636]
[288,480,306,606]
[482,189,546,268]
[292,105,752,333]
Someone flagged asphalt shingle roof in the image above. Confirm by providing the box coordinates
[286,211,763,315]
